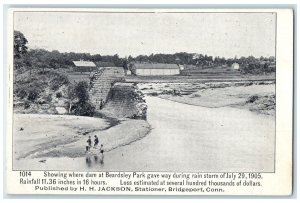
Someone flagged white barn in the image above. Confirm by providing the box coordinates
[131,63,180,76]
[72,61,97,72]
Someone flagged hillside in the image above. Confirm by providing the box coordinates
[14,69,71,115]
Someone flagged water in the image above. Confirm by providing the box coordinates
[14,96,275,172]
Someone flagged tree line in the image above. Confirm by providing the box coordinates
[14,30,275,75]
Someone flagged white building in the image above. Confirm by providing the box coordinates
[231,62,240,70]
[126,70,132,75]
[130,63,180,76]
[72,61,97,72]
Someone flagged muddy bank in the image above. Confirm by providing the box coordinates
[13,114,151,162]
[138,81,275,116]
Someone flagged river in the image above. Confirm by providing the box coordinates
[15,96,275,172]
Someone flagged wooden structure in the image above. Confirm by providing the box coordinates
[130,63,180,76]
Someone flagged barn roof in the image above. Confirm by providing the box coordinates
[73,61,96,67]
[133,63,179,69]
[94,61,116,67]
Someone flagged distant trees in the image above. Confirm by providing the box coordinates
[237,56,275,74]
[13,30,275,76]
[214,56,226,66]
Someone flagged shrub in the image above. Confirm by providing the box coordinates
[56,92,62,98]
[45,94,53,102]
[191,93,201,98]
[24,101,30,109]
[149,92,158,96]
[246,95,259,103]
[27,88,40,101]
[71,102,95,117]
[50,74,69,91]
[16,89,27,99]
[50,83,61,91]
[68,81,95,117]
[15,77,46,102]
[74,81,89,103]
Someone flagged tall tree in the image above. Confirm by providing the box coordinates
[14,31,28,59]
[13,31,29,80]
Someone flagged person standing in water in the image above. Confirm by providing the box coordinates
[99,99,104,110]
[99,144,104,164]
[94,135,99,148]
[86,136,92,152]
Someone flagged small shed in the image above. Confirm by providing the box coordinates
[72,61,97,72]
[126,70,132,75]
[231,63,240,70]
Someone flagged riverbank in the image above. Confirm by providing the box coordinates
[138,81,275,117]
[13,96,275,171]
[13,114,151,162]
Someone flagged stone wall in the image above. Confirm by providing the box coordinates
[101,83,147,119]
[89,67,125,110]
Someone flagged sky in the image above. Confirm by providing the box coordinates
[14,11,276,58]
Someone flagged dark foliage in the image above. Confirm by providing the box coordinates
[50,74,69,91]
[24,101,30,109]
[14,31,28,59]
[56,92,62,98]
[74,81,89,103]
[27,88,40,101]
[71,102,95,117]
[13,30,275,79]
[16,89,27,99]
[68,81,96,117]
[246,95,259,103]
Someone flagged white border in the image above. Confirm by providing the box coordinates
[1,2,298,202]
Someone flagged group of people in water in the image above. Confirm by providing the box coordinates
[85,135,104,160]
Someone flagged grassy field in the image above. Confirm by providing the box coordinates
[64,68,275,84]
[125,73,275,83]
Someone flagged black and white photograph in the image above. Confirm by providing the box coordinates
[11,10,277,173]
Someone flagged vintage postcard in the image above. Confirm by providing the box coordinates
[5,8,293,195]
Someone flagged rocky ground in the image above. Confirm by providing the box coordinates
[138,81,275,117]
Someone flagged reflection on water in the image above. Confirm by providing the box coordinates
[85,156,92,167]
[94,155,98,162]
[85,154,104,168]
